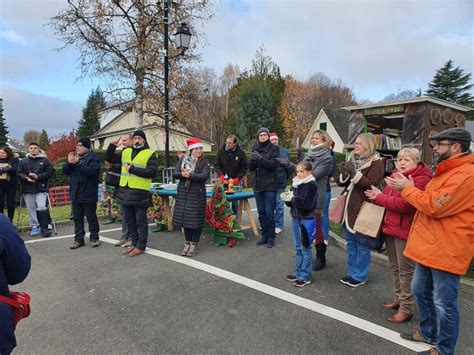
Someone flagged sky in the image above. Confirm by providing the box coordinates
[0,0,473,140]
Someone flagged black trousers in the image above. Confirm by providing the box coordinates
[122,205,148,250]
[184,227,202,243]
[72,202,99,241]
[0,182,16,221]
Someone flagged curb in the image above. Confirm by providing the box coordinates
[329,231,474,292]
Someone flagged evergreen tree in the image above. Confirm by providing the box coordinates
[0,99,9,146]
[427,59,473,106]
[225,47,285,149]
[39,129,50,151]
[77,88,106,138]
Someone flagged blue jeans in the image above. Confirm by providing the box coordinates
[412,263,460,355]
[343,224,371,282]
[274,187,285,229]
[321,190,331,243]
[291,218,312,282]
[254,191,276,242]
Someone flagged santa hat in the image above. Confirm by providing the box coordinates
[186,137,203,150]
[270,132,278,139]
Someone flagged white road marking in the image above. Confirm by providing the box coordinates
[26,231,431,353]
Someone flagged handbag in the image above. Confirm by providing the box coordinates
[0,163,10,181]
[329,187,347,224]
[353,201,385,238]
[0,291,31,329]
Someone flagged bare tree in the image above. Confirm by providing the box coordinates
[23,130,42,146]
[50,0,212,129]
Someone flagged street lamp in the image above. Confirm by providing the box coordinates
[163,0,192,167]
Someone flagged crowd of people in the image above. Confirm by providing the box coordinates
[0,126,473,355]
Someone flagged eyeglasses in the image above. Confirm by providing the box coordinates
[430,141,455,148]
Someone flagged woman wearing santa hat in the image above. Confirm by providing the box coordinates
[172,137,210,257]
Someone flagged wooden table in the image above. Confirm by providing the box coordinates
[156,189,259,237]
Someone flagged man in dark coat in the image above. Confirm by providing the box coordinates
[269,132,294,234]
[214,134,248,214]
[18,142,53,237]
[62,138,101,250]
[106,130,158,257]
[0,214,31,355]
[249,127,280,248]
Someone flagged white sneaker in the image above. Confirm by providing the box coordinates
[275,227,283,234]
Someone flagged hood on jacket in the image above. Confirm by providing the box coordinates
[390,162,433,179]
[25,152,46,159]
[434,152,474,176]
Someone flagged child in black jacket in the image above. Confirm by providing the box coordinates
[281,161,318,287]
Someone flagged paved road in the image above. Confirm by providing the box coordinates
[12,194,474,354]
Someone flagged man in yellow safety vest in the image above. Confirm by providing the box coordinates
[105,130,158,257]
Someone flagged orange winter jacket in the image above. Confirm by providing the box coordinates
[402,153,474,275]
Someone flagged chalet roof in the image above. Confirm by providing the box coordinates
[328,109,351,143]
[7,138,25,153]
[90,111,213,145]
[343,96,473,113]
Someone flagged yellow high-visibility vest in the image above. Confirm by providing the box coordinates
[119,148,155,191]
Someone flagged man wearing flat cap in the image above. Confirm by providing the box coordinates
[62,137,101,249]
[106,130,158,257]
[386,127,474,355]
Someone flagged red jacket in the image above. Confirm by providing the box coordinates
[374,163,432,239]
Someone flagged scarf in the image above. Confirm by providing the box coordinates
[292,174,315,188]
[350,151,381,171]
[306,144,329,164]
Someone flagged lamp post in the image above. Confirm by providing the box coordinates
[163,0,192,167]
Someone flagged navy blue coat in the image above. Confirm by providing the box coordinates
[0,214,31,355]
[62,151,101,204]
[276,146,294,189]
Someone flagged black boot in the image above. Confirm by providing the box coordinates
[37,210,52,237]
[313,244,327,271]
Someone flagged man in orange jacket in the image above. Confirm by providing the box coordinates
[386,127,474,355]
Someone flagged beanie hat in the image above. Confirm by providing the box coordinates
[77,137,91,149]
[257,127,270,136]
[186,137,203,150]
[270,132,278,139]
[133,129,147,141]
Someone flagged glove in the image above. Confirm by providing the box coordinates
[250,151,261,162]
[280,190,294,202]
[277,158,291,167]
[345,161,357,177]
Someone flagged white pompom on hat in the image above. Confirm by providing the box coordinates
[186,137,203,150]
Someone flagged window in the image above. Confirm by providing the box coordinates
[319,122,327,131]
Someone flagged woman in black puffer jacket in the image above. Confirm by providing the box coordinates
[173,138,210,257]
[0,146,19,222]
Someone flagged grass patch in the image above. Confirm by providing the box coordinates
[330,223,342,236]
[14,204,111,229]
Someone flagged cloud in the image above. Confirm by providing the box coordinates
[0,29,28,46]
[0,85,82,140]
[199,0,474,101]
